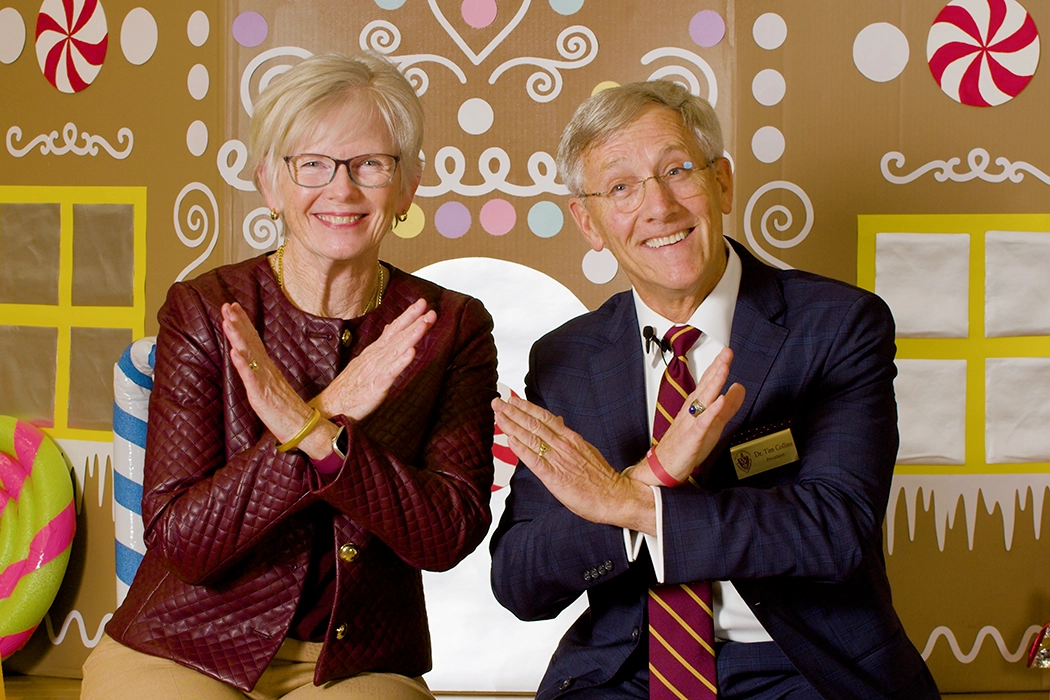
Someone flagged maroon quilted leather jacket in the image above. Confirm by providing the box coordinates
[106,256,497,691]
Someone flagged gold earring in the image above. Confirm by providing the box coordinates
[395,212,408,223]
[269,209,280,221]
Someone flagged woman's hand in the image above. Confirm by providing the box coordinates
[222,302,337,457]
[315,298,436,423]
[632,347,746,487]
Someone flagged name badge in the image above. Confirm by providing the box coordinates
[730,427,798,480]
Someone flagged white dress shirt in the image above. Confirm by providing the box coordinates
[623,242,772,643]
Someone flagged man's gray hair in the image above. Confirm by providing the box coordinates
[556,80,723,195]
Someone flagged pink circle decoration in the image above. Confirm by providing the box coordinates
[35,0,108,94]
[690,10,726,48]
[462,0,497,29]
[232,11,268,48]
[479,199,516,236]
[927,0,1040,107]
[435,201,472,239]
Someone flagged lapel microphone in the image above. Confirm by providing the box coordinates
[642,326,672,356]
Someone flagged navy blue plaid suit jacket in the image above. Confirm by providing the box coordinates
[490,239,939,699]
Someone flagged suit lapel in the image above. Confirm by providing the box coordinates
[708,241,790,465]
[588,294,651,470]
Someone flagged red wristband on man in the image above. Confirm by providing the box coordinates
[646,447,683,487]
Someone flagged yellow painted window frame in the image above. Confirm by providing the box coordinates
[0,185,147,442]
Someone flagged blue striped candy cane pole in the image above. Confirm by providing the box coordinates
[112,337,156,605]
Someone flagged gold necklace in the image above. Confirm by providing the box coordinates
[268,244,386,314]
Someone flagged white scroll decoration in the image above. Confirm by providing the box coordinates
[921,624,1042,664]
[45,610,112,648]
[742,181,813,270]
[416,146,568,198]
[641,48,718,107]
[243,206,284,250]
[360,20,466,95]
[881,148,1050,186]
[217,139,256,192]
[7,122,133,159]
[489,25,598,103]
[428,0,530,66]
[240,46,314,117]
[173,182,219,282]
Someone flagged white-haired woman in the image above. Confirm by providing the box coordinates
[81,52,497,700]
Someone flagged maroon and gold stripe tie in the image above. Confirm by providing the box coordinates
[649,325,717,699]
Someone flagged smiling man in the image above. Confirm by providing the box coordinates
[489,81,939,699]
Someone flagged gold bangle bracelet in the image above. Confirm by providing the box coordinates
[275,408,322,453]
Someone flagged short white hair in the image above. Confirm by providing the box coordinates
[249,52,424,197]
[557,81,723,195]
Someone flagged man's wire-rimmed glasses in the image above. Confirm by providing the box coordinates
[577,159,714,213]
[283,153,401,188]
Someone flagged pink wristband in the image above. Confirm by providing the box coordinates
[646,447,682,487]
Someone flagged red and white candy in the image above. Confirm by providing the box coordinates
[35,0,108,94]
[927,0,1040,106]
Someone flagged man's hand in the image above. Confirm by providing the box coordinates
[633,346,746,487]
[492,395,657,535]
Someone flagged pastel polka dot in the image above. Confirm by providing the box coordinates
[458,98,494,135]
[753,13,787,50]
[752,126,785,163]
[188,63,209,100]
[0,8,26,65]
[751,69,785,106]
[480,199,516,236]
[435,201,471,239]
[689,10,725,48]
[462,0,497,28]
[591,80,619,96]
[549,0,585,15]
[393,202,425,239]
[232,11,267,48]
[186,120,208,157]
[853,22,909,83]
[582,249,618,284]
[187,10,209,47]
[121,8,158,65]
[374,0,407,8]
[527,201,564,238]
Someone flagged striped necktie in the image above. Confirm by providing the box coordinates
[649,325,717,699]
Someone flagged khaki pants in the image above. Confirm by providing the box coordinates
[81,635,434,700]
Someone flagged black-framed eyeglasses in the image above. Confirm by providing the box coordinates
[578,159,714,213]
[283,153,401,188]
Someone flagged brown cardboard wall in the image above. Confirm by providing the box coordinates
[3,0,1050,692]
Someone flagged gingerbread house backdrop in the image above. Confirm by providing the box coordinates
[3,0,1050,694]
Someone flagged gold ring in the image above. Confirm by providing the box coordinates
[538,441,550,458]
[688,399,705,416]
[248,359,259,372]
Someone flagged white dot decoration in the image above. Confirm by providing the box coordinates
[187,10,209,47]
[582,249,618,284]
[188,63,209,100]
[187,120,208,156]
[853,22,910,83]
[120,7,158,66]
[458,98,494,135]
[751,126,785,163]
[0,8,26,65]
[753,13,787,50]
[751,69,786,106]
